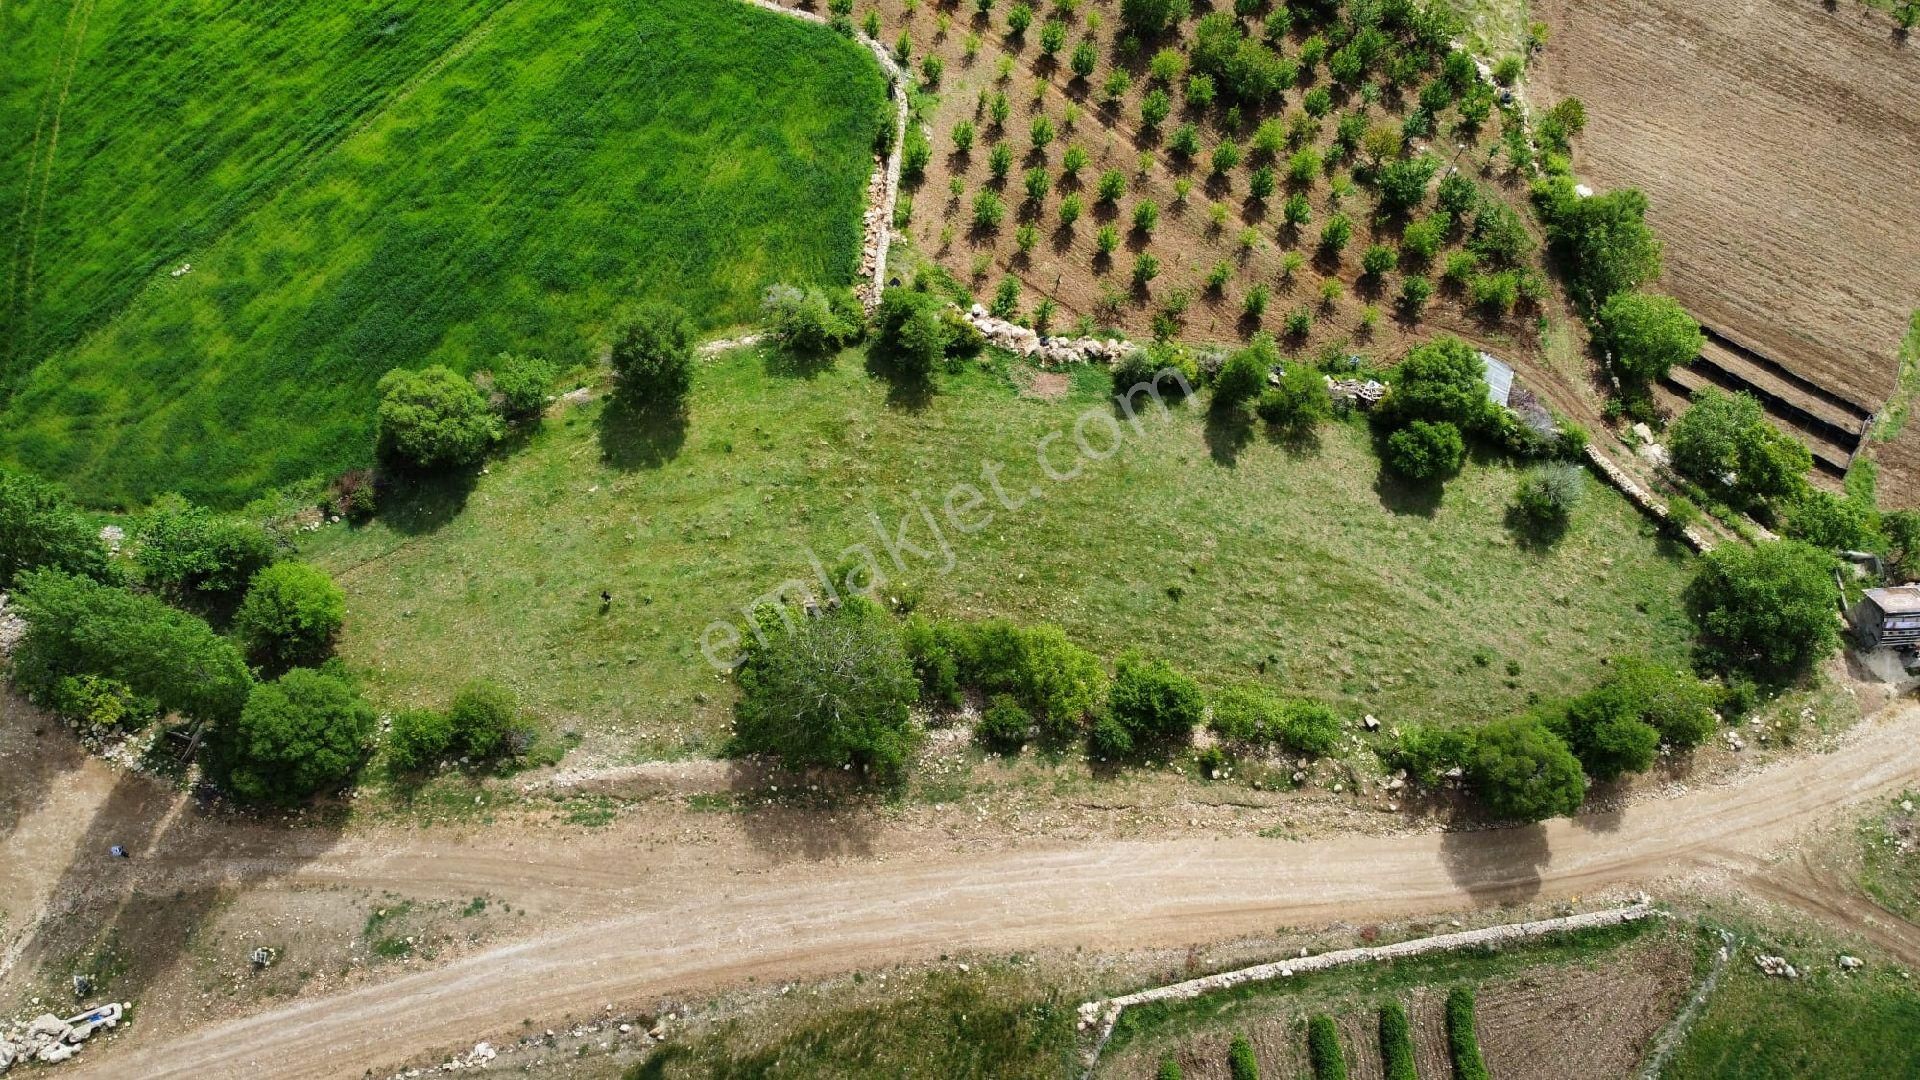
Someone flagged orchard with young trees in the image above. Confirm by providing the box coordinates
[884,0,1555,348]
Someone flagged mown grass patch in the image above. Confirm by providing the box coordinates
[1,0,889,507]
[305,345,1693,760]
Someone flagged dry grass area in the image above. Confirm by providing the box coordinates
[1530,0,1920,419]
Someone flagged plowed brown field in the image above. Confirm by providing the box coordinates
[1530,0,1920,418]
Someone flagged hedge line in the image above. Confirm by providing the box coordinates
[1378,1001,1418,1080]
[1307,1015,1348,1080]
[1445,986,1491,1080]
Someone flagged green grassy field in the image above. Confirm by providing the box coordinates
[1857,789,1920,922]
[0,0,888,508]
[303,345,1694,759]
[1666,940,1920,1078]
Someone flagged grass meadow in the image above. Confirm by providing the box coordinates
[1667,938,1920,1078]
[304,346,1694,760]
[0,0,888,507]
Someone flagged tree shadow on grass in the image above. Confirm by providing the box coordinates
[598,398,687,470]
[863,348,936,413]
[376,464,482,536]
[763,345,838,380]
[726,759,880,865]
[1503,505,1570,553]
[1204,400,1255,466]
[1264,420,1324,459]
[1373,467,1443,517]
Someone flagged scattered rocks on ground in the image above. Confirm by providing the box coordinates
[1755,954,1799,978]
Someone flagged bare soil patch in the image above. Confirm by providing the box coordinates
[1530,0,1920,422]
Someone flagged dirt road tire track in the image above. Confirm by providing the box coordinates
[58,705,1920,1080]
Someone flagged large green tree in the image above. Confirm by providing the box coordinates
[1387,336,1495,431]
[1467,716,1588,821]
[1686,539,1840,680]
[9,569,252,723]
[208,668,374,804]
[375,365,501,470]
[234,562,346,667]
[1597,291,1703,385]
[1667,390,1810,508]
[732,598,920,785]
[1537,182,1662,309]
[609,302,696,409]
[0,468,112,588]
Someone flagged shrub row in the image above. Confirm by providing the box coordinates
[1306,1015,1347,1080]
[1445,987,1490,1080]
[1378,1002,1417,1080]
[1387,655,1716,821]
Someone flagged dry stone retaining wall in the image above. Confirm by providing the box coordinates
[1078,900,1658,1071]
[962,306,1133,367]
[1583,446,1715,552]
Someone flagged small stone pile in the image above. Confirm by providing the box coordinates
[853,154,892,310]
[0,1004,125,1072]
[1754,954,1799,978]
[1327,378,1387,408]
[962,306,1131,366]
[0,593,22,658]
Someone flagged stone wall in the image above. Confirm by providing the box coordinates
[1078,900,1658,1069]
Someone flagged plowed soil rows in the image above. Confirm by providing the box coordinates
[1531,0,1920,419]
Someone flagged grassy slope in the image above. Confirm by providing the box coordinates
[0,0,888,508]
[305,347,1693,758]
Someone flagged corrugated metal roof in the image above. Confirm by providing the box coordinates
[1865,586,1920,615]
[1479,351,1514,408]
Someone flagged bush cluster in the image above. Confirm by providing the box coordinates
[135,494,276,598]
[761,283,864,356]
[903,615,1106,744]
[387,679,539,774]
[1208,686,1342,757]
[0,468,113,589]
[734,598,920,785]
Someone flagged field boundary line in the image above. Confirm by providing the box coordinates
[1076,899,1658,1075]
[1637,927,1734,1079]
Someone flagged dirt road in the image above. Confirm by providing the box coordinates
[45,703,1920,1080]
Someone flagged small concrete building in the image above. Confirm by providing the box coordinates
[1853,585,1920,651]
